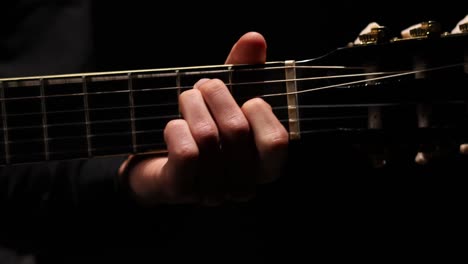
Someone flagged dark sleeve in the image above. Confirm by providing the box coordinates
[0,155,131,213]
[0,155,151,253]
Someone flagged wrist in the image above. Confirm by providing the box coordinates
[118,153,166,206]
[118,155,140,203]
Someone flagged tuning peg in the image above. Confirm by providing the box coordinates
[353,22,391,45]
[451,14,468,34]
[357,26,390,45]
[410,21,442,38]
[401,21,442,39]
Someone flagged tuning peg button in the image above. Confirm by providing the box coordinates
[357,26,390,44]
[409,21,442,38]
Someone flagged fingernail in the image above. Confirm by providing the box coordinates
[194,78,210,89]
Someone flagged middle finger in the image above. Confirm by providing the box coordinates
[196,78,257,201]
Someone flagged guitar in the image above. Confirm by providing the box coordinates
[0,21,467,166]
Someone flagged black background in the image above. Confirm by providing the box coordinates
[91,2,466,70]
[2,1,468,263]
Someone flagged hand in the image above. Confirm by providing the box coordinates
[119,32,289,206]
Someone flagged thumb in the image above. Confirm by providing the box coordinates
[225,31,267,65]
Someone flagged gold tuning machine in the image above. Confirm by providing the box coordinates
[409,21,442,38]
[358,26,390,44]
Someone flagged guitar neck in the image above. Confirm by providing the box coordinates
[0,61,301,165]
[1,31,468,166]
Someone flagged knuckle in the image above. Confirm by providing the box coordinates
[179,88,200,101]
[164,120,199,161]
[192,122,219,145]
[261,127,289,152]
[242,97,271,112]
[172,143,199,162]
[165,119,185,132]
[198,78,226,97]
[225,116,250,138]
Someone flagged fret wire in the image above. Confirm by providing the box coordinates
[82,76,92,157]
[128,73,137,153]
[228,66,233,93]
[176,70,181,118]
[40,79,49,160]
[0,81,10,164]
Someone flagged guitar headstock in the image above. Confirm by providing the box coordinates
[294,17,468,167]
[363,18,467,166]
[352,17,468,44]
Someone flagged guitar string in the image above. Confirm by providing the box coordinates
[0,64,368,83]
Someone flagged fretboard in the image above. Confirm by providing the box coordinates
[0,61,300,165]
